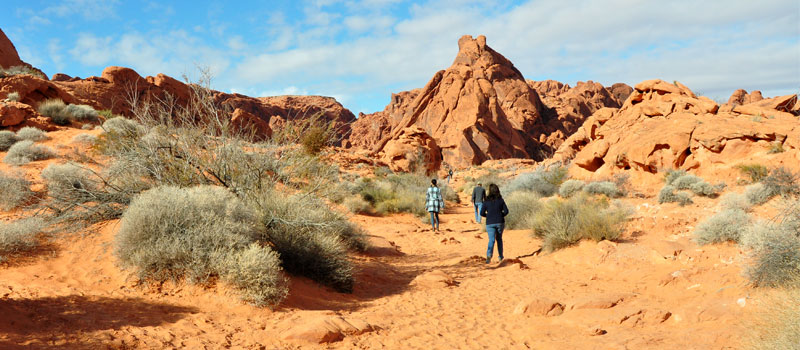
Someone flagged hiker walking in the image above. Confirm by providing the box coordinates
[426,179,444,232]
[471,182,486,224]
[480,184,509,264]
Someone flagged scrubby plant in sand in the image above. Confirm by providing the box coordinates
[37,99,99,125]
[658,185,693,206]
[0,218,46,263]
[530,194,630,252]
[505,163,568,197]
[558,179,585,198]
[15,126,48,141]
[736,163,769,183]
[71,133,98,145]
[4,91,20,102]
[0,130,19,151]
[115,186,287,306]
[343,196,372,215]
[0,170,34,210]
[659,169,722,205]
[0,65,46,79]
[504,191,542,229]
[582,181,624,198]
[746,285,800,350]
[694,209,751,245]
[3,140,56,165]
[352,173,457,218]
[762,167,799,198]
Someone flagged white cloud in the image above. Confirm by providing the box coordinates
[42,0,119,19]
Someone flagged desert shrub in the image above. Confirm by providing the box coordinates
[0,130,19,151]
[746,183,777,206]
[102,116,146,137]
[300,125,333,155]
[658,185,693,206]
[0,218,46,263]
[737,163,769,183]
[746,286,800,350]
[505,163,568,197]
[221,243,287,306]
[663,169,687,185]
[583,181,623,198]
[531,194,630,252]
[374,166,392,177]
[668,173,722,197]
[115,185,288,305]
[254,191,366,292]
[0,66,46,79]
[504,191,542,229]
[343,196,372,215]
[693,209,751,245]
[5,92,20,102]
[3,140,56,165]
[0,170,34,210]
[558,179,585,198]
[354,173,455,217]
[461,171,504,195]
[97,109,116,120]
[742,222,800,288]
[71,133,98,145]
[672,174,702,189]
[64,104,99,122]
[719,192,753,212]
[767,141,785,154]
[762,167,799,198]
[15,126,47,141]
[611,173,631,193]
[37,99,70,125]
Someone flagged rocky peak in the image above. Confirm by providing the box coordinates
[0,28,24,69]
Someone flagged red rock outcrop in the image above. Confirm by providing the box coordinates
[349,89,420,149]
[0,74,77,106]
[726,89,763,106]
[378,126,442,173]
[0,28,24,69]
[367,35,551,169]
[555,79,800,179]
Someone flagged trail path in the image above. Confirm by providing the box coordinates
[0,151,756,349]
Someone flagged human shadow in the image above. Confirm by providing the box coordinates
[0,295,197,349]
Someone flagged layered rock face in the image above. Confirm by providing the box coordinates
[363,35,549,170]
[555,79,800,178]
[0,28,24,69]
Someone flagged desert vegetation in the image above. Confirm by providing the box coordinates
[658,169,723,205]
[37,99,99,126]
[0,65,46,79]
[3,140,56,165]
[530,194,631,252]
[4,91,20,102]
[347,172,457,218]
[0,170,34,210]
[0,218,46,263]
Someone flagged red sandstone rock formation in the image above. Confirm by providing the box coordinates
[555,79,800,178]
[0,29,25,69]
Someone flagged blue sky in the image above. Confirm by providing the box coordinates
[3,0,799,115]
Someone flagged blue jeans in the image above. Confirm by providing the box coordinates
[486,223,504,260]
[429,211,439,230]
[473,202,483,223]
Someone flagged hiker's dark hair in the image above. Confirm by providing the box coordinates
[431,179,437,186]
[486,183,502,201]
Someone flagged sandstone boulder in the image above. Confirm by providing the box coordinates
[281,315,376,344]
[411,270,457,288]
[726,89,763,105]
[378,126,442,173]
[513,298,565,316]
[0,101,36,126]
[231,108,271,139]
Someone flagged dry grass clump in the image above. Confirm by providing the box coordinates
[582,181,623,198]
[746,183,776,206]
[115,185,287,306]
[530,194,630,252]
[343,196,372,215]
[0,218,46,263]
[658,185,693,206]
[4,92,20,102]
[737,163,769,183]
[352,173,456,218]
[659,169,722,205]
[71,133,98,145]
[0,130,19,151]
[460,171,504,195]
[15,127,48,141]
[0,65,46,79]
[558,179,585,198]
[746,286,800,350]
[3,140,56,165]
[37,99,99,125]
[505,163,568,197]
[693,209,751,245]
[719,192,753,212]
[762,167,799,198]
[0,170,34,210]
[504,191,542,229]
[101,116,146,137]
[741,222,800,288]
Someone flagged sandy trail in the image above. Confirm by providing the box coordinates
[0,148,757,349]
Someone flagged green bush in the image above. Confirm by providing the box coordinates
[583,181,623,198]
[15,127,47,141]
[0,170,34,210]
[558,179,585,198]
[658,185,693,206]
[3,140,56,165]
[530,194,630,252]
[0,218,46,263]
[693,209,751,245]
[115,185,288,305]
[504,191,542,229]
[0,130,19,151]
[505,164,568,197]
[746,183,777,206]
[737,163,769,183]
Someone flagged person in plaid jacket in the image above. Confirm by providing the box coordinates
[426,179,445,231]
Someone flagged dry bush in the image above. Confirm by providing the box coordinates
[693,209,751,245]
[746,183,777,206]
[505,163,568,197]
[558,179,585,198]
[353,173,455,218]
[658,185,693,206]
[762,167,799,198]
[343,196,372,215]
[0,65,46,79]
[0,130,19,151]
[101,116,146,137]
[0,170,34,210]
[40,163,132,226]
[583,181,623,198]
[460,171,504,195]
[504,191,542,229]
[71,133,98,145]
[115,185,287,305]
[15,127,48,141]
[3,140,56,165]
[4,92,20,102]
[668,173,722,198]
[719,192,753,212]
[741,221,800,288]
[746,286,800,350]
[766,142,785,154]
[663,169,687,185]
[37,99,70,125]
[737,163,769,183]
[530,194,630,252]
[0,218,46,263]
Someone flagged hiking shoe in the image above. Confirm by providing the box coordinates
[485,258,491,264]
[498,258,504,264]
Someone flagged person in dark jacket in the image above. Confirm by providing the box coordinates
[480,183,509,264]
[471,183,486,224]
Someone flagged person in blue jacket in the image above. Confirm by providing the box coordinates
[480,183,509,264]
